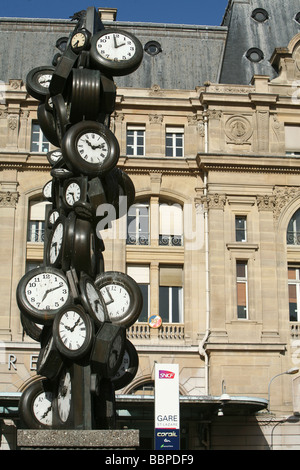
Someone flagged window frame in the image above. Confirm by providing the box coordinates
[236,260,248,319]
[30,121,50,153]
[165,126,184,157]
[288,266,300,322]
[126,125,145,156]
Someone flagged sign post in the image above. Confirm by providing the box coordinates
[154,363,180,450]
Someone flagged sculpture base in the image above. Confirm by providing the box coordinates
[17,429,139,450]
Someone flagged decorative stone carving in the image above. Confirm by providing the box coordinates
[0,191,19,208]
[200,193,226,210]
[256,195,276,212]
[149,114,163,124]
[225,115,253,145]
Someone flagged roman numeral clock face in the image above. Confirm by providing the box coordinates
[61,121,120,177]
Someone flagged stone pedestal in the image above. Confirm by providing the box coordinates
[17,429,139,450]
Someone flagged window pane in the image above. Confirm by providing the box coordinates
[172,287,183,323]
[237,283,247,319]
[159,286,170,322]
[236,261,246,278]
[138,284,149,322]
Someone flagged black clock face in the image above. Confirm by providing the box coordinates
[61,120,120,177]
[95,271,143,327]
[90,29,143,76]
[16,267,71,324]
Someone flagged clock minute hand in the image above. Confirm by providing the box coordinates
[41,285,61,302]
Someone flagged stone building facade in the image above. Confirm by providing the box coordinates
[1,0,300,449]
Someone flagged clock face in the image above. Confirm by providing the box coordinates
[96,32,136,62]
[25,272,68,311]
[71,32,86,48]
[65,181,81,206]
[95,272,143,327]
[47,150,61,166]
[33,390,53,426]
[48,220,63,265]
[100,283,130,321]
[58,309,87,351]
[86,280,107,323]
[57,370,72,423]
[76,131,109,165]
[17,267,70,324]
[43,180,52,200]
[48,209,59,226]
[37,73,52,89]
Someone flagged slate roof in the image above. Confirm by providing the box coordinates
[0,0,299,89]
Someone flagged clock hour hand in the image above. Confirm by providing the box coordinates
[41,285,61,302]
[41,404,52,419]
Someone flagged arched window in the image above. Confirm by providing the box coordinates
[27,198,49,242]
[287,208,300,245]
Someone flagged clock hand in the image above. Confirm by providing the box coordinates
[41,404,52,419]
[41,285,61,302]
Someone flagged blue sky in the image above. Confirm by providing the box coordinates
[0,0,229,26]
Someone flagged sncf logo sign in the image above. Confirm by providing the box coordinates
[159,370,175,379]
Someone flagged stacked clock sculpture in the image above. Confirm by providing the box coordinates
[16,7,143,430]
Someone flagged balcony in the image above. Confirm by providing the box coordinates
[290,322,300,338]
[127,322,185,344]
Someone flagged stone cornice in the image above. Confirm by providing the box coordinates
[197,153,300,174]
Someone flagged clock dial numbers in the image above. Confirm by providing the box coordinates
[61,120,120,177]
[77,131,108,164]
[46,218,64,266]
[96,33,136,61]
[53,305,94,360]
[65,181,81,206]
[19,378,54,429]
[17,267,71,324]
[95,271,143,327]
[90,29,143,76]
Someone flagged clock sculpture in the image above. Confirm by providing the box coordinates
[16,7,143,431]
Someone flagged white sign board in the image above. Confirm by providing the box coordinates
[154,363,180,450]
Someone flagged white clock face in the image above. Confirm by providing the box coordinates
[37,73,52,89]
[25,272,69,311]
[43,181,52,199]
[86,281,106,322]
[50,150,62,163]
[58,310,87,351]
[49,222,63,263]
[77,132,109,164]
[33,391,53,425]
[96,33,136,62]
[65,182,81,206]
[100,284,130,321]
[58,371,72,423]
[49,210,59,225]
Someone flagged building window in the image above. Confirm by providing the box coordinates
[165,126,184,157]
[251,8,269,23]
[27,200,49,242]
[144,41,162,56]
[127,265,150,322]
[246,48,264,63]
[126,126,145,156]
[235,216,247,242]
[159,266,183,323]
[127,202,149,245]
[287,209,300,245]
[31,122,50,153]
[236,261,248,319]
[285,125,300,155]
[159,203,183,246]
[288,266,300,322]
